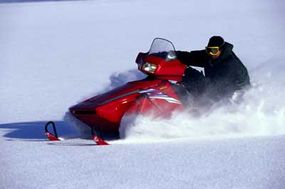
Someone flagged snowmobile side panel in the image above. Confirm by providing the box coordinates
[69,79,164,133]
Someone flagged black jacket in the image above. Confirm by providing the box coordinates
[176,42,250,100]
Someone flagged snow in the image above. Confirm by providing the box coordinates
[1,0,285,188]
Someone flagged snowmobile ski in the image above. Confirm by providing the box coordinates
[44,121,109,145]
[45,121,61,141]
[91,126,109,145]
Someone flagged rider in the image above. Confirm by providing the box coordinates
[176,36,250,102]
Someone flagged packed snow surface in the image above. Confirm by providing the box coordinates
[0,0,285,188]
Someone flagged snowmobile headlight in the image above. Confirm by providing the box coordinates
[142,62,157,74]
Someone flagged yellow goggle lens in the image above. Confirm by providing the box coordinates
[206,46,220,56]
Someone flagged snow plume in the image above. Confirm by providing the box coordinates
[107,69,145,90]
[120,62,285,143]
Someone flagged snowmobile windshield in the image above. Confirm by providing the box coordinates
[148,38,176,61]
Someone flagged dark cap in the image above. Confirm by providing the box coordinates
[207,36,225,47]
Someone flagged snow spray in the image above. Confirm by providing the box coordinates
[120,62,285,143]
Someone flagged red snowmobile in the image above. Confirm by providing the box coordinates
[45,38,189,145]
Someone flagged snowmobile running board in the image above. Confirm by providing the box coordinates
[44,121,109,145]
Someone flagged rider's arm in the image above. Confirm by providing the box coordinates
[176,50,208,67]
[231,52,251,90]
[234,64,251,90]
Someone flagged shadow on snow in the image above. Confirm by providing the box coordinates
[0,70,145,142]
[0,121,75,141]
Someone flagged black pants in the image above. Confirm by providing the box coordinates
[181,67,208,98]
[181,67,239,107]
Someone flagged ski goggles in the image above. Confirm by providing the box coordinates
[206,46,220,56]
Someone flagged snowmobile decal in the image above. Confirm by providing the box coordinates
[139,88,181,104]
